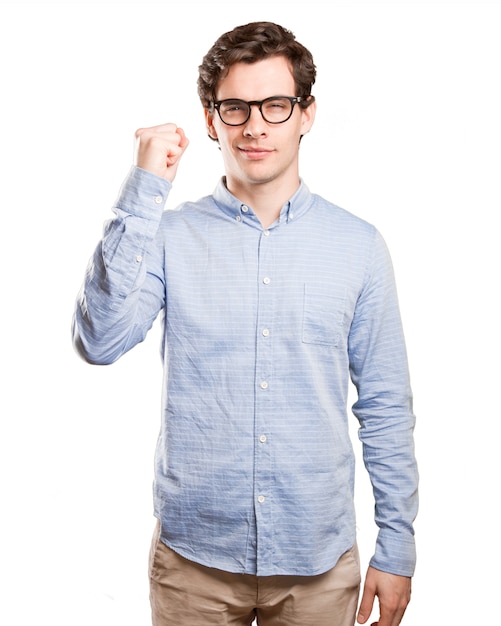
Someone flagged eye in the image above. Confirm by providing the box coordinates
[269,101,287,109]
[262,98,291,115]
[221,100,247,113]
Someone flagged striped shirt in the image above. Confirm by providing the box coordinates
[73,166,418,577]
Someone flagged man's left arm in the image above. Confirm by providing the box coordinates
[357,567,411,626]
[348,229,419,625]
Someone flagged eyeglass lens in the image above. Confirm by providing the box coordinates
[218,97,294,125]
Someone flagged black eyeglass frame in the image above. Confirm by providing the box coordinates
[210,95,315,126]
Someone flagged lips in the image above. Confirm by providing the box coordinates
[238,146,273,159]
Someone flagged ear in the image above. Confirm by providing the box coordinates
[204,108,219,141]
[300,98,316,136]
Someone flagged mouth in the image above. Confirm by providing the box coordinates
[238,146,274,160]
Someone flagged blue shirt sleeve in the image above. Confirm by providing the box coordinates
[349,230,418,576]
[72,166,171,364]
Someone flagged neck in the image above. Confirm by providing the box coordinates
[225,176,300,228]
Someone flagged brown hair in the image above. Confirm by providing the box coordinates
[197,21,316,108]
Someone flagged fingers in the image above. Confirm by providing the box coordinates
[176,126,190,150]
[135,123,189,182]
[357,578,376,624]
[358,567,411,626]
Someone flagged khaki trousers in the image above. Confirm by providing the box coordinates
[149,524,361,626]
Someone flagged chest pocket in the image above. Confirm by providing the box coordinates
[302,285,347,347]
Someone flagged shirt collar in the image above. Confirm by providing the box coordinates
[212,178,314,229]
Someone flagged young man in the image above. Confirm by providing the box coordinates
[73,22,418,626]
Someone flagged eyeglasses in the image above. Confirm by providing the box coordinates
[210,95,314,126]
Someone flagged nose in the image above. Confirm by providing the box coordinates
[243,104,268,137]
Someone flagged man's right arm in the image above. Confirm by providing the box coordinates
[72,124,189,364]
[135,123,189,182]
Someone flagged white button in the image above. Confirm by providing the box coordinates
[236,215,242,222]
[259,435,267,443]
[260,381,268,390]
[263,277,271,285]
[241,205,249,212]
[263,230,270,236]
[289,212,294,219]
[135,255,143,263]
[262,329,270,337]
[154,195,163,204]
[258,495,266,503]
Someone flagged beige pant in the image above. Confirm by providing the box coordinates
[149,524,360,626]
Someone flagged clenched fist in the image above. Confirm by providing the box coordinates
[135,123,189,182]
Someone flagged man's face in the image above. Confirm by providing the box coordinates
[205,56,316,196]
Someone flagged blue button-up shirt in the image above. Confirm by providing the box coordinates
[73,166,418,577]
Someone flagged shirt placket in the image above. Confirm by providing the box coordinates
[254,226,275,573]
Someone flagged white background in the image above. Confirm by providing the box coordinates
[1,1,500,624]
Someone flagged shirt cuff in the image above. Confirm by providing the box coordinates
[369,528,417,577]
[115,165,172,219]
